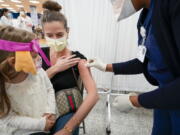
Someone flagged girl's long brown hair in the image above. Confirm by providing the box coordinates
[0,25,35,117]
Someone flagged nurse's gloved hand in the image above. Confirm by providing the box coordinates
[112,93,138,113]
[86,58,107,71]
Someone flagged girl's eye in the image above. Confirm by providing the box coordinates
[46,34,53,38]
[56,33,64,38]
[48,35,53,38]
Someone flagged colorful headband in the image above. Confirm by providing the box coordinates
[0,39,51,66]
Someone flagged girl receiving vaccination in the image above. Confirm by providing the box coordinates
[41,1,99,135]
[0,25,57,135]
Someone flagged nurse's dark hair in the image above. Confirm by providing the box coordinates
[42,0,68,30]
[0,25,35,118]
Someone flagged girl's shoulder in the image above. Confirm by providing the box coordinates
[72,51,87,60]
[36,68,48,79]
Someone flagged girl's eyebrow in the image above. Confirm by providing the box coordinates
[55,32,64,34]
[46,33,53,35]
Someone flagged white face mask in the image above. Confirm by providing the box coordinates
[7,13,12,18]
[20,11,25,16]
[45,36,68,52]
[111,0,136,22]
[35,57,42,70]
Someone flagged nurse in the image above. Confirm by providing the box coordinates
[17,8,33,32]
[0,8,13,26]
[87,0,180,134]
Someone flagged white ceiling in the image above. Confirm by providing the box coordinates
[0,0,44,13]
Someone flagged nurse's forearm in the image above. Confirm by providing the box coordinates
[130,95,142,107]
[106,64,113,72]
[138,77,180,109]
[112,59,144,75]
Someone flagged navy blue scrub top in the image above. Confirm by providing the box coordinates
[137,0,174,86]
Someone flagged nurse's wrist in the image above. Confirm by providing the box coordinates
[106,64,113,72]
[130,95,141,107]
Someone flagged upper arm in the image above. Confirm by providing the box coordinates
[78,60,96,94]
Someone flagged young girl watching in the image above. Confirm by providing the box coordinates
[0,25,56,135]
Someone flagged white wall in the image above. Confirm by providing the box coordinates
[58,0,156,92]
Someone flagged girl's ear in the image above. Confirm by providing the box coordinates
[7,57,15,67]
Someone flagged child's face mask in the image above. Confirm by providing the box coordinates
[34,55,42,70]
[45,36,68,52]
[20,11,26,16]
[7,13,12,18]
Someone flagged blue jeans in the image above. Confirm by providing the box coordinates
[51,112,79,135]
[152,109,180,135]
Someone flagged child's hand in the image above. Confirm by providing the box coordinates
[44,114,55,131]
[43,113,56,121]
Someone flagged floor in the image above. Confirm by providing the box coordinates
[79,93,153,135]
